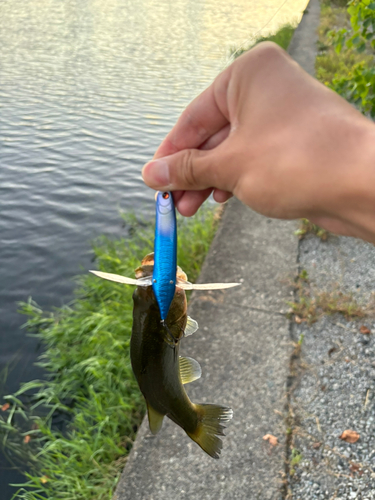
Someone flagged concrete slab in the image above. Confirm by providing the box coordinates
[114,200,298,500]
[288,0,320,76]
[115,308,290,500]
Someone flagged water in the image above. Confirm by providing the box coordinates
[0,0,307,494]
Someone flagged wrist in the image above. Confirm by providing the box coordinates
[330,119,375,242]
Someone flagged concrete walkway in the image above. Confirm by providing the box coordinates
[114,1,375,497]
[114,202,297,500]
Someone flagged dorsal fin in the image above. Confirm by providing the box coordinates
[147,403,164,435]
[141,253,155,265]
[179,356,202,384]
[184,316,198,337]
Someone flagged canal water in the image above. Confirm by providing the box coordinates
[0,0,307,494]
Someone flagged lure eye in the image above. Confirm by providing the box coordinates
[162,192,169,199]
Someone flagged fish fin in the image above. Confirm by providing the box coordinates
[176,278,241,290]
[188,404,233,459]
[147,403,164,435]
[89,270,152,287]
[184,316,198,337]
[179,356,202,384]
[141,253,154,265]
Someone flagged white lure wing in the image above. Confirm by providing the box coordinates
[90,271,241,290]
[176,278,241,291]
[90,270,152,287]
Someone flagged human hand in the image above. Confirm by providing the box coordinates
[142,42,375,242]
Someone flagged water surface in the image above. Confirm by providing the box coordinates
[0,0,307,493]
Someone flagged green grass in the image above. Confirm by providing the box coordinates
[294,218,330,241]
[315,0,372,85]
[231,23,297,59]
[0,206,221,500]
[289,448,303,476]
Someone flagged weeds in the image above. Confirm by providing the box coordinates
[0,205,221,500]
[289,448,303,476]
[315,0,373,86]
[287,270,371,325]
[295,219,329,241]
[231,23,297,59]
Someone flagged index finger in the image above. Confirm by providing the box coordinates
[154,67,231,159]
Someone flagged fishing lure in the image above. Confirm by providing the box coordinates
[90,191,240,317]
[152,191,177,322]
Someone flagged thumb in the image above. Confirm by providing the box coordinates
[142,145,235,192]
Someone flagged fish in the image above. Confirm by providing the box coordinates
[130,253,233,458]
[90,191,240,457]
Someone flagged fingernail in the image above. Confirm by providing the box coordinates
[142,159,170,187]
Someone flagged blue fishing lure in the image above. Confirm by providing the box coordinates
[152,191,177,322]
[90,191,240,313]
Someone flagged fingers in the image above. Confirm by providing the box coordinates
[200,123,231,151]
[170,190,185,205]
[153,69,232,159]
[175,188,214,217]
[166,124,232,215]
[142,139,238,194]
[213,189,232,203]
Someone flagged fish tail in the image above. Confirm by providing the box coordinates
[188,404,233,459]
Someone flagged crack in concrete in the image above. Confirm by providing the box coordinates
[282,215,303,500]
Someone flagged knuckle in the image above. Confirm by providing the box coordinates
[242,41,286,70]
[254,41,285,59]
[181,149,198,188]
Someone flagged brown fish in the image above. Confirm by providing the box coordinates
[130,253,233,459]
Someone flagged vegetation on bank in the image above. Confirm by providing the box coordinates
[0,207,221,499]
[317,0,375,116]
[287,269,372,325]
[231,22,297,58]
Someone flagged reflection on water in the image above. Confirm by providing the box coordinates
[0,0,307,494]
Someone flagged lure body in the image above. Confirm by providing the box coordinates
[152,191,177,322]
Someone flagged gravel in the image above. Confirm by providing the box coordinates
[290,234,375,499]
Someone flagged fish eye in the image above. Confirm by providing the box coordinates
[162,192,169,199]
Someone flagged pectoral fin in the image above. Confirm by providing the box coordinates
[179,356,202,384]
[184,316,198,337]
[147,403,164,435]
[176,278,241,290]
[90,270,152,287]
